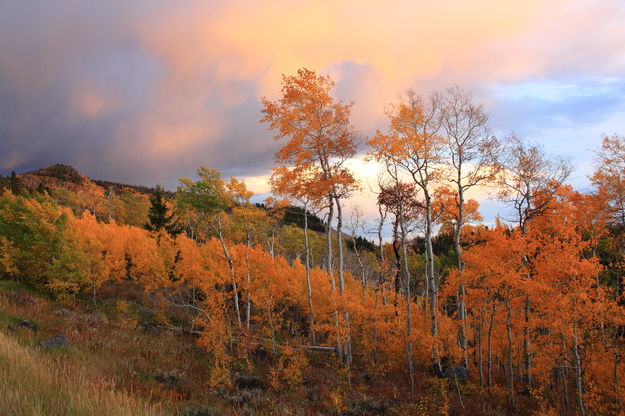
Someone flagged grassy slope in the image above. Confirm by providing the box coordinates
[0,332,164,416]
[0,281,307,416]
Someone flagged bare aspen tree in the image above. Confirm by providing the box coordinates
[499,135,572,233]
[439,86,501,368]
[369,89,446,374]
[376,162,422,397]
[347,205,369,298]
[591,134,625,229]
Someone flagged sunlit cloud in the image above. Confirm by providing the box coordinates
[0,0,624,215]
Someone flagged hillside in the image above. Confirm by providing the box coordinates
[18,164,160,196]
[0,281,408,415]
[0,286,165,416]
[0,154,624,416]
[3,164,330,236]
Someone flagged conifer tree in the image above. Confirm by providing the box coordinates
[145,185,181,236]
[9,171,25,195]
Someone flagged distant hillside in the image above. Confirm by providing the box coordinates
[28,164,87,184]
[18,164,97,194]
[3,164,328,234]
[15,164,161,196]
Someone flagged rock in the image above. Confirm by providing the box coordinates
[135,320,161,334]
[305,388,321,402]
[347,398,392,415]
[153,368,185,388]
[224,389,260,406]
[181,406,224,416]
[371,400,393,413]
[16,320,37,332]
[444,365,470,383]
[86,312,108,326]
[251,347,269,359]
[224,394,246,405]
[39,334,71,349]
[234,373,265,390]
[361,371,374,383]
[53,309,71,317]
[240,406,255,416]
[432,363,444,377]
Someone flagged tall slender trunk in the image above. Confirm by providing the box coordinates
[335,196,352,366]
[488,299,496,392]
[613,347,622,414]
[478,302,485,387]
[303,204,316,344]
[425,193,441,374]
[572,301,586,416]
[373,289,380,360]
[382,284,388,306]
[245,231,251,331]
[326,197,343,362]
[423,239,429,315]
[377,204,386,286]
[325,196,334,272]
[524,295,532,389]
[92,275,97,305]
[458,283,468,367]
[455,185,468,368]
[216,214,242,330]
[454,185,464,269]
[520,220,533,390]
[392,224,402,296]
[268,310,277,353]
[505,299,514,406]
[398,196,415,397]
[350,237,366,299]
[269,228,275,260]
[561,358,569,413]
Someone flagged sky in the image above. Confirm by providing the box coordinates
[1,0,625,231]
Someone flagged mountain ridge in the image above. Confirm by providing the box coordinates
[14,164,162,196]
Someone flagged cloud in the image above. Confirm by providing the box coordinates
[0,0,624,208]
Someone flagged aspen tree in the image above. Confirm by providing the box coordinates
[367,89,445,373]
[439,87,500,368]
[499,135,571,389]
[262,68,359,365]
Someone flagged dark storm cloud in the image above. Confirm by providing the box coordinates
[0,1,278,188]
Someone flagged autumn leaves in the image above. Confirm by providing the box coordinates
[261,68,624,413]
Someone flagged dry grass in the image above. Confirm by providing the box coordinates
[0,332,166,416]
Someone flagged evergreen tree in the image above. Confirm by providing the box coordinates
[145,185,181,236]
[9,171,25,195]
[36,182,49,194]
